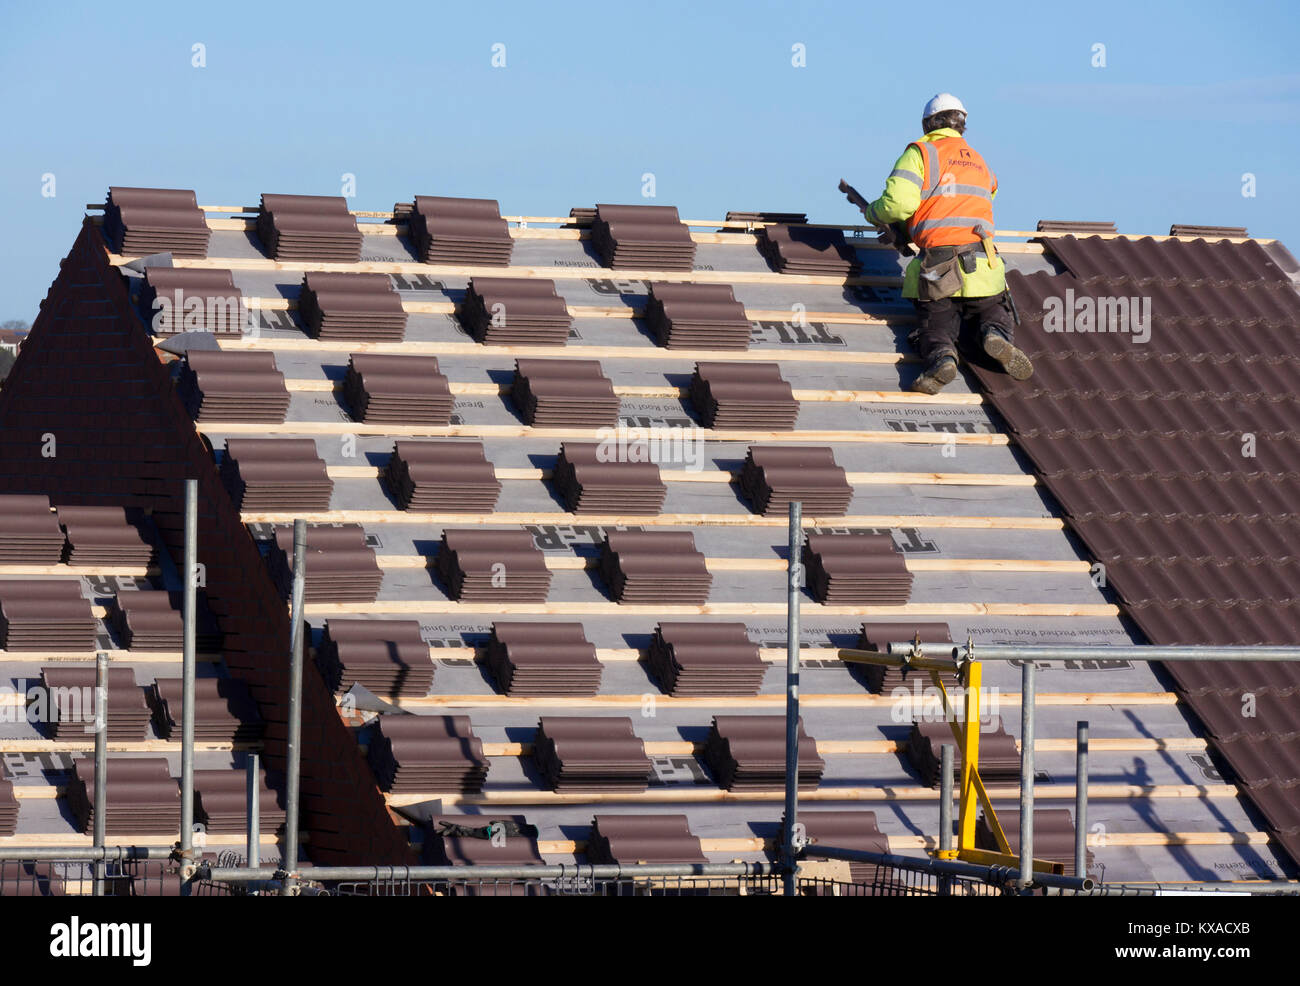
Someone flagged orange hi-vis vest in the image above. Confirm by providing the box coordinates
[906,134,997,250]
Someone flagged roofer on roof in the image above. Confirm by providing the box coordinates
[844,93,1034,394]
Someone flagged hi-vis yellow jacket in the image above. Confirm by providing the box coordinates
[862,127,1007,299]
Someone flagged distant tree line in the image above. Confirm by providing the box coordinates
[0,319,29,381]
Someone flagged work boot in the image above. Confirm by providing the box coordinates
[910,354,959,395]
[982,330,1034,381]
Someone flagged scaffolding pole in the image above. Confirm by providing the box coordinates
[939,743,953,896]
[781,500,802,897]
[179,479,198,891]
[1076,721,1089,879]
[282,519,307,895]
[1019,660,1036,890]
[92,650,108,896]
[246,752,260,870]
[206,861,781,885]
[0,847,175,861]
[902,643,1300,663]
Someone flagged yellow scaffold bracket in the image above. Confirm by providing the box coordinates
[838,634,1061,876]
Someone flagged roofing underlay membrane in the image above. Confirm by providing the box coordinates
[0,189,1297,889]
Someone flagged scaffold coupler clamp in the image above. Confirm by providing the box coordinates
[169,842,197,881]
[958,636,975,684]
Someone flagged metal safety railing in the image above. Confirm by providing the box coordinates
[28,490,1300,899]
[195,853,1016,896]
[3,846,1293,896]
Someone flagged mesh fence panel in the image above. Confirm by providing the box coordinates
[0,858,235,897]
[324,868,1008,898]
[0,856,1012,896]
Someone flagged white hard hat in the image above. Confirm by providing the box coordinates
[922,93,967,119]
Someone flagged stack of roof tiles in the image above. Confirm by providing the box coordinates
[316,618,434,697]
[139,268,243,335]
[908,718,1021,788]
[591,204,696,271]
[0,767,17,837]
[256,194,361,262]
[66,759,180,835]
[265,524,383,604]
[56,505,153,567]
[566,207,597,228]
[598,531,711,604]
[703,715,824,791]
[366,715,488,793]
[725,210,809,226]
[385,440,501,512]
[455,277,572,345]
[109,592,182,650]
[406,196,514,266]
[111,591,221,653]
[551,443,666,513]
[219,439,333,511]
[149,676,263,744]
[177,351,289,423]
[342,354,453,425]
[642,282,751,349]
[646,622,766,696]
[0,581,96,652]
[195,769,284,834]
[297,272,407,341]
[103,187,210,258]
[483,621,602,696]
[40,667,151,740]
[793,810,889,886]
[534,717,652,792]
[689,362,798,428]
[1169,224,1248,237]
[434,530,551,603]
[511,358,619,427]
[970,233,1300,861]
[854,622,957,694]
[586,814,707,864]
[739,446,853,516]
[1035,219,1118,234]
[976,809,1091,877]
[757,224,861,276]
[0,495,65,562]
[802,533,912,604]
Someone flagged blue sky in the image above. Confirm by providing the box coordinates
[1,0,1297,320]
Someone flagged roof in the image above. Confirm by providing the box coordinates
[0,190,1293,886]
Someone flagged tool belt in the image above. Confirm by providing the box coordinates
[916,238,998,302]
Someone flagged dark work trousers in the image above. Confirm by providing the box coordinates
[911,291,1017,366]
